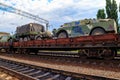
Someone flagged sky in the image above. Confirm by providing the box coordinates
[0,0,120,34]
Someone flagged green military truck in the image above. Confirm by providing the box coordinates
[14,23,52,41]
[53,19,118,38]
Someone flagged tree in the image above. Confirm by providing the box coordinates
[119,3,120,12]
[106,0,112,18]
[97,9,106,19]
[106,0,118,24]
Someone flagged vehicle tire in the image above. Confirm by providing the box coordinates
[19,38,23,42]
[58,32,68,38]
[90,28,106,35]
[24,37,28,41]
[36,36,42,40]
[30,35,35,40]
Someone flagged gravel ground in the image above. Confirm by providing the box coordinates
[0,53,120,79]
[0,71,19,80]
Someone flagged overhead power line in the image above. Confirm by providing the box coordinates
[0,2,49,30]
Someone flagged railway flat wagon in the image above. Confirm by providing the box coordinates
[0,33,119,59]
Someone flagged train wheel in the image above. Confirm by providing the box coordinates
[78,50,87,58]
[33,50,38,55]
[58,32,68,38]
[102,49,116,60]
[6,49,10,54]
[17,49,22,54]
[83,49,103,58]
[6,48,14,54]
[91,28,106,35]
[21,49,26,54]
[26,49,31,54]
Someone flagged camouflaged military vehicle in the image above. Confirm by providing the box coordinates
[52,19,117,38]
[15,23,52,41]
[0,32,10,42]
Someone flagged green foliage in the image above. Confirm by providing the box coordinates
[105,0,118,24]
[97,9,106,19]
[106,0,112,18]
[119,3,120,12]
[97,0,118,24]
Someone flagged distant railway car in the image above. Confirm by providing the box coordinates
[53,19,117,38]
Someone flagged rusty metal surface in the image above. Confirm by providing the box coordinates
[13,34,118,48]
[0,33,118,49]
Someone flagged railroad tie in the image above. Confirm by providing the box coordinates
[16,67,29,72]
[65,77,72,80]
[35,72,50,79]
[27,70,41,76]
[22,69,35,73]
[46,74,60,80]
[10,66,24,70]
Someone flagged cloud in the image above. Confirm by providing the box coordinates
[0,0,120,33]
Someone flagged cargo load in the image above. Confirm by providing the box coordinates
[14,23,51,41]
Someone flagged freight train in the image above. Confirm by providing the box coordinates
[0,18,119,59]
[0,33,119,59]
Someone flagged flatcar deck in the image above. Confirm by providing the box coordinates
[1,33,119,49]
[0,33,120,58]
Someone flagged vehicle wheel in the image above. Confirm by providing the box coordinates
[19,38,23,42]
[36,36,42,40]
[102,49,115,60]
[58,32,68,38]
[91,28,106,35]
[24,37,28,41]
[30,35,35,40]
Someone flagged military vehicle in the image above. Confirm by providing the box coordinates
[53,19,117,38]
[14,23,52,41]
[0,32,10,42]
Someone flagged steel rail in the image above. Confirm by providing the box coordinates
[0,58,117,80]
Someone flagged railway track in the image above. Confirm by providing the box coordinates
[0,58,117,80]
[0,52,120,72]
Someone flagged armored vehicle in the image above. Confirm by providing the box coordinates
[15,23,52,41]
[53,19,117,38]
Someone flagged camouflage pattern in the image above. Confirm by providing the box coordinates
[15,23,52,40]
[0,32,10,42]
[53,19,117,37]
[16,23,44,36]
